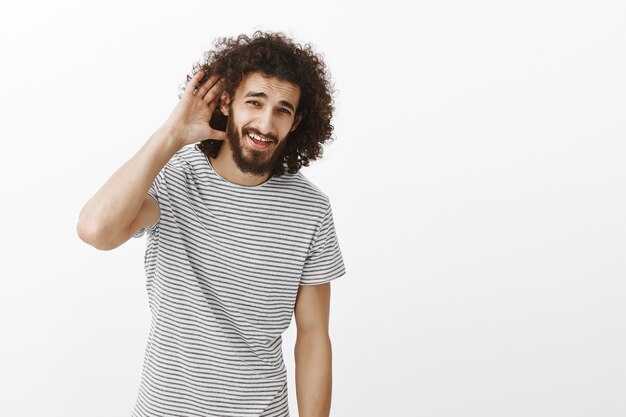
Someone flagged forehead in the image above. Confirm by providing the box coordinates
[236,72,301,105]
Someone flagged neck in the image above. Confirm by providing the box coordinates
[209,141,272,187]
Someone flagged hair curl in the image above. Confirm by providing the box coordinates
[185,31,336,177]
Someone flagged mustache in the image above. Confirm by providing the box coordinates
[242,127,278,143]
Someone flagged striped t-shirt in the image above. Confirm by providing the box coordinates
[131,145,346,417]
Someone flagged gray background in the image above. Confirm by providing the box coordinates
[1,0,624,416]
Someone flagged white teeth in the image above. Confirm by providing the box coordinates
[249,133,271,142]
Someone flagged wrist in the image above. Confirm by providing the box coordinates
[155,123,186,151]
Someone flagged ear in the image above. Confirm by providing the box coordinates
[219,93,230,116]
[290,114,302,133]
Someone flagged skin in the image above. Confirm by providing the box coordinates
[76,71,226,250]
[210,72,302,186]
[213,73,332,416]
[294,281,333,417]
[77,70,334,416]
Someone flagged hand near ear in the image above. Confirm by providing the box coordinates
[162,70,228,147]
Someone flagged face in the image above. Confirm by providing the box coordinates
[221,72,302,176]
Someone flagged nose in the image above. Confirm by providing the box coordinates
[255,107,275,136]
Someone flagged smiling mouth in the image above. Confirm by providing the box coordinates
[246,131,274,148]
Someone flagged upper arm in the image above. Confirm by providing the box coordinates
[127,193,160,239]
[299,203,346,286]
[294,282,331,335]
[78,193,160,251]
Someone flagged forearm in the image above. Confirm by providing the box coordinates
[295,333,332,417]
[77,126,181,248]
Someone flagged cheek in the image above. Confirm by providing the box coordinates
[232,108,254,127]
[279,118,296,135]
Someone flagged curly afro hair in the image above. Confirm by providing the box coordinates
[185,30,336,177]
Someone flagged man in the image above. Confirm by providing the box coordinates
[77,31,346,417]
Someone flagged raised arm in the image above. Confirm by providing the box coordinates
[76,70,226,250]
[294,282,333,417]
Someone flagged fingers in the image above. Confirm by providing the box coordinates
[201,79,224,106]
[195,73,221,99]
[184,70,206,97]
[185,70,224,109]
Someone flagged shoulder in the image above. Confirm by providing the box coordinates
[172,145,201,166]
[161,145,203,175]
[274,171,331,214]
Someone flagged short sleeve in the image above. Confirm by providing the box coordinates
[299,203,347,286]
[132,165,166,239]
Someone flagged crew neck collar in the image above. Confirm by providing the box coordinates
[204,153,273,189]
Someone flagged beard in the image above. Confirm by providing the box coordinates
[226,113,289,176]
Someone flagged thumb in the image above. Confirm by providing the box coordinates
[207,129,228,141]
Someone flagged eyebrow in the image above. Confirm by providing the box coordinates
[244,91,295,112]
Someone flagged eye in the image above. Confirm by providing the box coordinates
[246,100,260,106]
[279,108,291,115]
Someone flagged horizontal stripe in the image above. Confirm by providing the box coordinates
[132,146,345,416]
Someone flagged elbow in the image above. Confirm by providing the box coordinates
[295,330,331,350]
[76,220,117,251]
[76,218,95,245]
